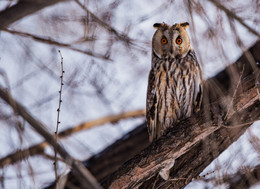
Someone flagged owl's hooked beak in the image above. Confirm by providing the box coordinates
[169,47,173,55]
[169,46,176,59]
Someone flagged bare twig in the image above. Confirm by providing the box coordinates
[54,50,65,182]
[194,170,216,181]
[208,0,260,38]
[0,142,48,168]
[221,119,260,128]
[43,153,65,163]
[224,64,245,120]
[74,0,134,45]
[58,109,145,137]
[0,86,102,189]
[2,29,110,60]
[0,109,145,168]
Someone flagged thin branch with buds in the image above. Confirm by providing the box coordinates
[54,50,65,183]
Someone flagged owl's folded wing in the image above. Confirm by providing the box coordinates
[146,69,157,142]
[193,58,203,112]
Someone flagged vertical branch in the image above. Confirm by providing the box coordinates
[54,50,65,182]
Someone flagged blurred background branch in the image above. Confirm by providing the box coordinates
[0,109,145,168]
[208,0,260,38]
[0,0,63,29]
[2,28,111,60]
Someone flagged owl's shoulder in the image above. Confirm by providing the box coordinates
[183,49,200,66]
[186,49,197,60]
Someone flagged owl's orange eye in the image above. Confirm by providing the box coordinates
[161,38,167,44]
[176,37,182,45]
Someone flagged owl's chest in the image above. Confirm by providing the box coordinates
[155,60,195,118]
[155,61,193,93]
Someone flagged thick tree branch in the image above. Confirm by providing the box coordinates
[105,99,259,188]
[0,87,102,189]
[0,0,65,29]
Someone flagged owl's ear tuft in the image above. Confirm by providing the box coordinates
[153,23,162,29]
[180,22,189,29]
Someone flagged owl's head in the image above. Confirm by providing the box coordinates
[152,22,191,59]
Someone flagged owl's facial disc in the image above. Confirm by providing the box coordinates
[152,22,191,59]
[172,29,191,58]
[152,28,172,59]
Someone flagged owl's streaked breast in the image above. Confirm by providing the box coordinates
[154,51,198,134]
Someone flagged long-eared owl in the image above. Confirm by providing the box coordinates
[146,22,203,142]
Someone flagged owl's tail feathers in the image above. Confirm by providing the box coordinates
[149,134,154,143]
[147,107,161,142]
[149,118,161,143]
[148,122,155,142]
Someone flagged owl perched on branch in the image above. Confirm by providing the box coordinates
[146,22,203,142]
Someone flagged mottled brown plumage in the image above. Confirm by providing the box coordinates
[146,22,203,142]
